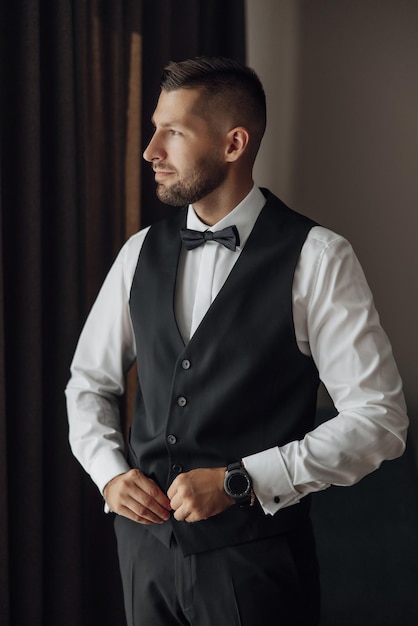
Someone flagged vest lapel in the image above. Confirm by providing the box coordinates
[154,208,188,350]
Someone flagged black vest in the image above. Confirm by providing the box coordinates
[129,190,320,555]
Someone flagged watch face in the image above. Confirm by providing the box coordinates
[228,471,251,498]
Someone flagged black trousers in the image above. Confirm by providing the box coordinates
[114,516,320,626]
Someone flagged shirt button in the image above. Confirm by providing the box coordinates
[167,434,177,445]
[274,495,281,504]
[172,464,183,474]
[181,359,191,370]
[177,396,187,407]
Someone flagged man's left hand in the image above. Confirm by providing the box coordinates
[167,467,234,523]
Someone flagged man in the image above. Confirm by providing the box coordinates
[66,57,408,625]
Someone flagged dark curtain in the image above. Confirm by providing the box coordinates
[0,1,245,625]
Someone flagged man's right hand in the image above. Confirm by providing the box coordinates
[103,469,172,525]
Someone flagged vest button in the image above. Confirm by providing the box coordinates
[177,396,187,407]
[274,495,281,504]
[172,464,183,474]
[167,434,177,445]
[181,359,191,370]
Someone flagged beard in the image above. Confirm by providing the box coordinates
[155,152,228,207]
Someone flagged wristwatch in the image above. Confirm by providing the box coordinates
[224,461,255,507]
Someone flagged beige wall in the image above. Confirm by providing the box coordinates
[246,0,418,439]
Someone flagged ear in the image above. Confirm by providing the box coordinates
[224,127,250,162]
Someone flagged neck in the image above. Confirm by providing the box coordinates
[192,179,254,226]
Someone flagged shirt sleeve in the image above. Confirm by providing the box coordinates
[243,227,408,515]
[65,230,148,495]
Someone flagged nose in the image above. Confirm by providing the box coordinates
[143,132,165,163]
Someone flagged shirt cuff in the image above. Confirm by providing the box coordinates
[89,450,131,500]
[243,446,303,515]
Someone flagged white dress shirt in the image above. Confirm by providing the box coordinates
[66,186,408,515]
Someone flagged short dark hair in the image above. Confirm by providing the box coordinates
[160,56,266,158]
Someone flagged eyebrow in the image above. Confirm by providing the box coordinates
[151,117,184,128]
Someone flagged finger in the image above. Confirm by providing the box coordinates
[168,490,182,512]
[105,470,171,523]
[118,503,154,525]
[133,473,172,512]
[131,489,172,523]
[130,468,171,504]
[167,479,179,501]
[123,495,171,525]
[174,507,203,523]
[173,506,189,522]
[114,490,171,525]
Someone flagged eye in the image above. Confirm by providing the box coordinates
[169,129,182,136]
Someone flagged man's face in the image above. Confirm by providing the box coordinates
[143,88,228,207]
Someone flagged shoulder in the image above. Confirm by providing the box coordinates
[119,225,151,262]
[114,226,151,291]
[299,225,360,285]
[303,225,357,265]
[305,225,347,248]
[296,225,368,303]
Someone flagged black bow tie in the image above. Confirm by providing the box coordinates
[180,225,240,251]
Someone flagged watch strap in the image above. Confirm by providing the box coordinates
[225,461,255,507]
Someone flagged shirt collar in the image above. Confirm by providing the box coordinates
[186,186,266,250]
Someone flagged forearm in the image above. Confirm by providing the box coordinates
[66,385,131,493]
[244,395,407,515]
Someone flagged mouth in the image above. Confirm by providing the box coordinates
[154,168,175,180]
